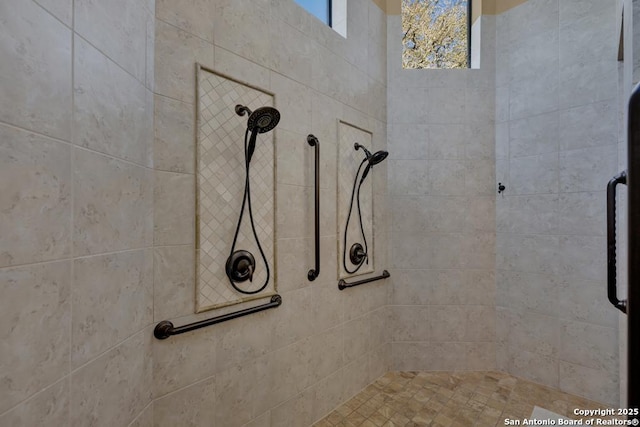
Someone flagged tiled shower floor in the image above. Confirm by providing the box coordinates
[313,371,619,427]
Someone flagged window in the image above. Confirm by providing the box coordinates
[294,0,332,26]
[294,0,347,38]
[402,0,470,69]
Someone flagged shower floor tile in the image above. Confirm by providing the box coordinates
[313,371,622,427]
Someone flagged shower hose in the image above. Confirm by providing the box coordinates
[343,158,370,274]
[227,127,270,294]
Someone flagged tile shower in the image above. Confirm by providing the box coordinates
[0,0,628,427]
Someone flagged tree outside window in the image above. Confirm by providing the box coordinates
[402,0,469,69]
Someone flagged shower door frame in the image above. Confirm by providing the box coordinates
[627,83,640,416]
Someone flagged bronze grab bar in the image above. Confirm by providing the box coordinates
[154,295,282,340]
[307,134,320,281]
[338,270,390,290]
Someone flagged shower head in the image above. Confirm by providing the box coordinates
[369,150,388,166]
[236,105,281,163]
[354,143,388,166]
[354,143,388,183]
[247,106,280,134]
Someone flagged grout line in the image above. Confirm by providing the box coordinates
[0,119,156,171]
[0,246,156,271]
[0,375,70,420]
[69,17,76,425]
[30,0,72,30]
[69,2,74,424]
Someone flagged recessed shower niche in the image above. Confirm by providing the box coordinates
[337,121,377,279]
[195,65,277,313]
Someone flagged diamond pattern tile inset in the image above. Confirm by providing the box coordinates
[196,69,276,312]
[337,122,375,279]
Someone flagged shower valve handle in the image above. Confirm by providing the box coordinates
[247,264,254,282]
[226,250,256,284]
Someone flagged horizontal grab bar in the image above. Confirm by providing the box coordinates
[154,295,282,340]
[338,270,390,291]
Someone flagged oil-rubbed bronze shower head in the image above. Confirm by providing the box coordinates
[247,106,280,134]
[236,104,281,163]
[354,143,388,183]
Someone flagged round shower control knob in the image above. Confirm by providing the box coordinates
[226,250,256,283]
[349,243,367,265]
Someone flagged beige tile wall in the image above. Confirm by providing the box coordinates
[1,0,390,425]
[1,0,625,424]
[387,14,497,373]
[495,0,621,406]
[0,0,155,426]
[150,0,390,426]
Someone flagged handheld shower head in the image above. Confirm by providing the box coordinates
[354,143,388,183]
[248,107,280,134]
[236,105,281,163]
[354,143,388,166]
[369,150,389,166]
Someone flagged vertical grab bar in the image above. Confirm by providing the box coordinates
[607,171,627,313]
[307,134,320,281]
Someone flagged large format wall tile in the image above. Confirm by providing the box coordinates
[0,125,71,268]
[509,76,559,121]
[153,245,195,321]
[508,29,558,86]
[269,20,314,86]
[270,387,316,427]
[213,0,272,68]
[559,362,619,406]
[154,20,213,103]
[156,0,214,42]
[4,0,390,425]
[0,261,70,415]
[559,99,618,151]
[213,46,272,93]
[392,306,429,342]
[388,160,429,196]
[557,276,617,328]
[153,376,216,427]
[74,0,148,82]
[72,249,153,368]
[508,349,559,388]
[559,145,617,193]
[312,368,346,423]
[493,0,620,402]
[70,331,152,427]
[129,404,153,427]
[496,194,558,235]
[509,112,559,158]
[154,171,194,246]
[0,379,69,427]
[214,362,264,427]
[504,0,559,45]
[308,326,344,385]
[559,320,617,371]
[73,149,153,256]
[152,322,219,398]
[497,270,559,317]
[34,0,72,26]
[154,95,195,173]
[254,339,314,416]
[74,37,152,167]
[509,152,558,195]
[0,0,72,140]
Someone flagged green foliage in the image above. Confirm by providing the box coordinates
[402,0,469,69]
